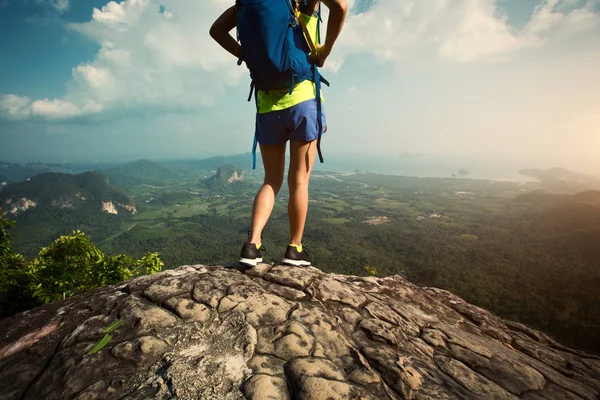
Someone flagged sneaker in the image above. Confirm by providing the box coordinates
[282,245,311,267]
[239,242,265,267]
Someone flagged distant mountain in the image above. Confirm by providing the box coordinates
[102,159,176,189]
[0,161,127,184]
[518,167,600,193]
[0,172,136,257]
[1,155,257,191]
[202,164,245,189]
[0,171,135,216]
[0,161,52,183]
[185,153,259,171]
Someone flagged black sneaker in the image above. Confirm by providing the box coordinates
[239,242,265,267]
[282,245,311,267]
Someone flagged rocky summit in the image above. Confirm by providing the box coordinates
[1,264,599,400]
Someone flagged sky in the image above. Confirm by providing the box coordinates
[0,0,599,174]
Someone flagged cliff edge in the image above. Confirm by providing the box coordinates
[1,264,599,399]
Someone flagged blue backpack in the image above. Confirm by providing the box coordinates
[236,0,329,168]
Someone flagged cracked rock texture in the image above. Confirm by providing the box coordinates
[1,264,599,399]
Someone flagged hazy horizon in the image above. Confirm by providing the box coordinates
[2,150,599,184]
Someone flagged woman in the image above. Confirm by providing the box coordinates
[210,0,348,267]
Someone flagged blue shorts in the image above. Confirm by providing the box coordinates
[256,98,326,145]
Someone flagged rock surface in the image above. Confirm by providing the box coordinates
[1,264,599,400]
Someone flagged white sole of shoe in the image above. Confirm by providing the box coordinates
[282,258,311,267]
[239,257,262,267]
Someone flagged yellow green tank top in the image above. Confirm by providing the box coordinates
[257,12,323,114]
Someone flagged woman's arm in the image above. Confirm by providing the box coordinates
[209,6,242,59]
[316,0,348,67]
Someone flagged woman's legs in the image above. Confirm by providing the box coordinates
[248,142,287,245]
[287,139,318,246]
[247,139,316,248]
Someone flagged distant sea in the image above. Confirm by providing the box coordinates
[312,154,538,183]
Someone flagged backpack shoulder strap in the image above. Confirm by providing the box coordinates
[296,9,318,56]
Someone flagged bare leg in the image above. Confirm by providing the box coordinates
[248,142,286,245]
[288,139,318,246]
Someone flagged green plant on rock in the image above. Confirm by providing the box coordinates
[364,265,377,277]
[28,231,103,302]
[0,252,34,316]
[87,319,124,355]
[0,213,164,316]
[0,212,35,316]
[28,230,164,304]
[0,211,16,259]
[135,252,164,276]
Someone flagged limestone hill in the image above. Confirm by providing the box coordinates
[1,264,599,399]
[202,164,245,190]
[0,171,135,216]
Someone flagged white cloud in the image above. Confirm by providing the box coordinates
[1,0,247,121]
[0,95,90,120]
[524,0,599,36]
[1,0,598,122]
[0,95,93,120]
[329,0,599,66]
[0,95,32,119]
[31,98,81,119]
[52,0,69,13]
[31,0,70,13]
[90,0,143,28]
